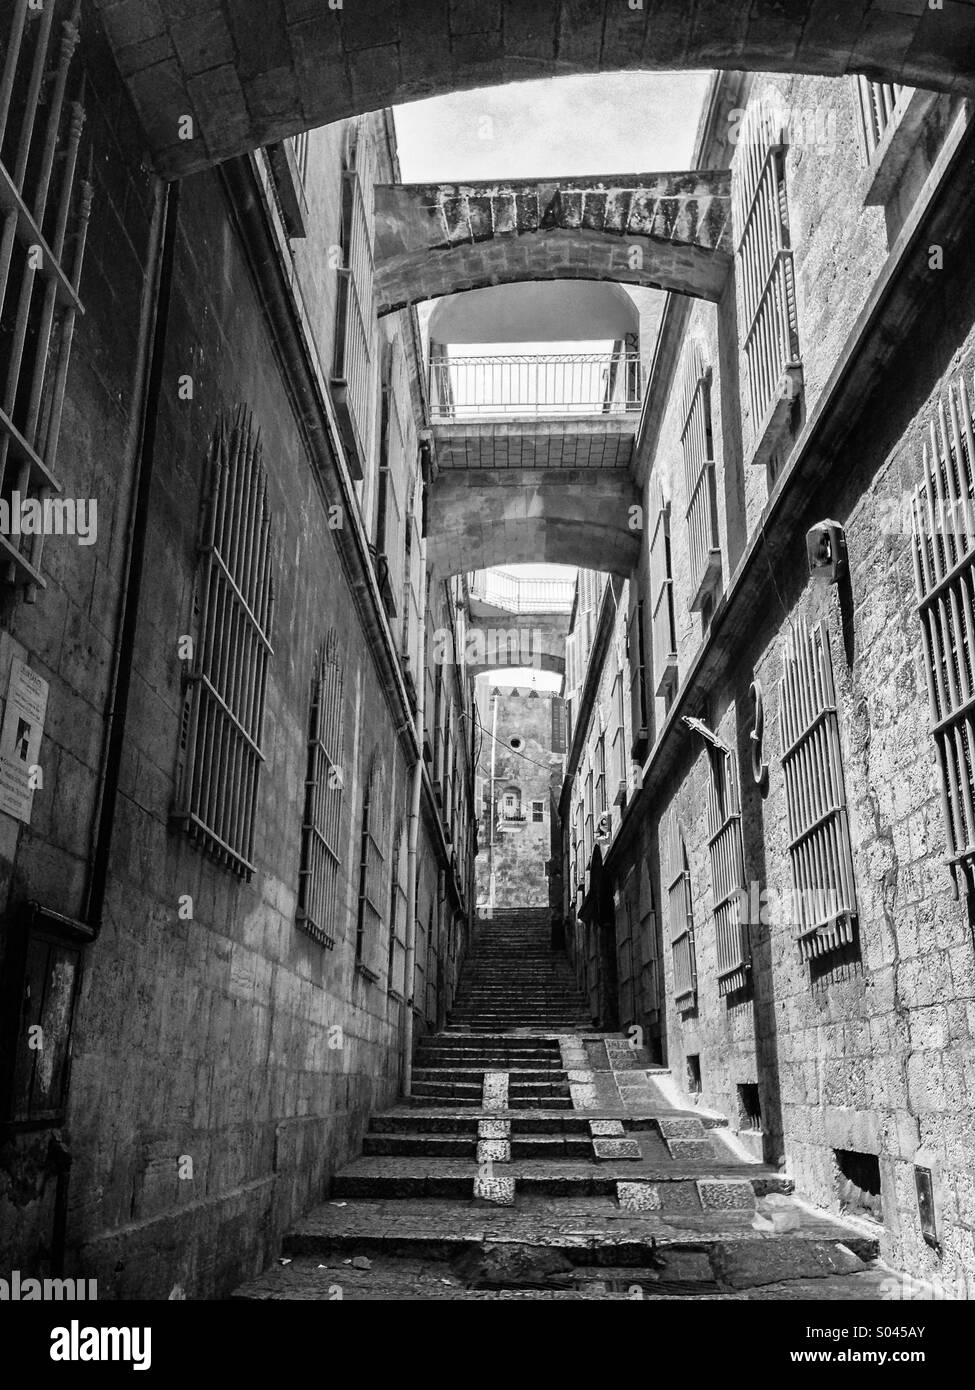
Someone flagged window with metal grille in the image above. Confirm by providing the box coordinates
[855,78,910,163]
[332,120,375,479]
[297,631,344,949]
[356,752,388,974]
[595,728,607,815]
[584,767,594,864]
[665,809,697,1011]
[551,695,567,754]
[0,0,92,597]
[611,654,627,802]
[733,94,802,452]
[706,746,749,995]
[680,341,722,611]
[290,130,310,188]
[531,800,544,823]
[911,366,975,897]
[628,601,649,760]
[779,618,858,961]
[387,822,408,995]
[175,409,274,880]
[649,485,678,702]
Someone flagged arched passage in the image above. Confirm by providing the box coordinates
[428,280,640,345]
[99,1,975,177]
[374,174,731,313]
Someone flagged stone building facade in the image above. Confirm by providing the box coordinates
[562,70,975,1285]
[0,2,475,1298]
[475,683,565,910]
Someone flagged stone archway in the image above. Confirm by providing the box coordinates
[97,1,975,177]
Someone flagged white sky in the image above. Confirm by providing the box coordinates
[393,71,713,182]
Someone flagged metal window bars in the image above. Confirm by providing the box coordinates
[0,0,91,598]
[665,808,697,1011]
[332,121,375,474]
[910,366,975,898]
[855,78,910,163]
[705,746,750,995]
[290,129,310,188]
[356,754,387,966]
[175,408,275,880]
[297,631,344,948]
[778,618,858,961]
[680,340,722,609]
[649,485,678,699]
[732,93,801,433]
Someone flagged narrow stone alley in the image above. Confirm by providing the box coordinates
[234,909,894,1301]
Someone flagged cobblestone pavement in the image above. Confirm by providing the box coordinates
[233,912,896,1301]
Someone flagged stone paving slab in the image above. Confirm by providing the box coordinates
[284,1197,881,1263]
[234,1252,915,1301]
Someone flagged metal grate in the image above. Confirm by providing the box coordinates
[290,129,310,187]
[665,808,697,1010]
[332,121,375,472]
[649,484,678,699]
[176,409,274,879]
[681,341,722,610]
[297,631,344,949]
[733,94,801,433]
[855,77,909,162]
[0,0,92,597]
[356,752,388,968]
[779,618,858,961]
[910,366,975,896]
[706,747,749,995]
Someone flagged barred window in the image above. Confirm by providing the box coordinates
[628,600,649,760]
[611,657,627,799]
[680,341,722,611]
[649,484,678,702]
[706,747,749,995]
[911,367,975,897]
[387,822,408,995]
[733,94,802,450]
[0,0,91,597]
[595,728,607,815]
[356,752,388,973]
[855,78,910,162]
[550,696,567,754]
[779,618,858,962]
[176,409,274,880]
[332,120,375,479]
[297,632,344,949]
[665,809,697,1012]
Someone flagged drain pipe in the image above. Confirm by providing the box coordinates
[402,536,427,1098]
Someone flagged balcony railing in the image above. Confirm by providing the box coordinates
[429,352,642,420]
[468,569,576,613]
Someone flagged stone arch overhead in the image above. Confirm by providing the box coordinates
[100,1,975,178]
[373,174,733,313]
[426,467,641,577]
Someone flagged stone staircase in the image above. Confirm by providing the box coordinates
[233,907,892,1300]
[446,908,591,1031]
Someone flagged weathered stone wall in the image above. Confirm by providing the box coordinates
[0,27,473,1300]
[631,75,975,1283]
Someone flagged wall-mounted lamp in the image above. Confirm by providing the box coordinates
[806,519,848,584]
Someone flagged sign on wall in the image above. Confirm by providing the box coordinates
[0,659,49,823]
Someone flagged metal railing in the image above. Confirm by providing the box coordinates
[468,569,576,613]
[429,351,642,420]
[856,78,910,161]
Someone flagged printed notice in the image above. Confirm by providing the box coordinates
[0,659,49,823]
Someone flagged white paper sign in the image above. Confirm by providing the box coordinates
[0,659,49,823]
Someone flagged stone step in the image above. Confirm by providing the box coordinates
[277,1197,882,1270]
